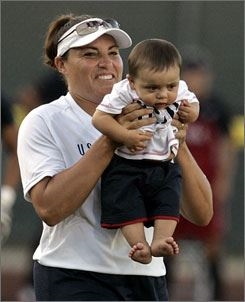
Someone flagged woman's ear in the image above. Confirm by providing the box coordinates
[54,56,66,74]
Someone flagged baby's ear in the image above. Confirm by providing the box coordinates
[127,75,135,90]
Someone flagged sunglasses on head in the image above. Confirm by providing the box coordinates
[58,18,120,44]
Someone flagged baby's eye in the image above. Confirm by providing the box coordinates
[167,84,177,90]
[145,86,157,91]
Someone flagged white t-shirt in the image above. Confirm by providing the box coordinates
[17,92,165,276]
[97,79,198,160]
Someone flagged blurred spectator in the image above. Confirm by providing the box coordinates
[2,72,67,301]
[13,70,67,126]
[1,93,20,242]
[229,114,244,150]
[166,45,237,300]
[2,71,66,240]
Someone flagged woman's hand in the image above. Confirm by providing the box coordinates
[171,114,188,145]
[116,102,156,130]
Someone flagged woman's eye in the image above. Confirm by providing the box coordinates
[109,51,119,56]
[84,52,97,57]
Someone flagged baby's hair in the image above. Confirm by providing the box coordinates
[128,39,182,77]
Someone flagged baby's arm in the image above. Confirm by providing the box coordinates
[178,100,200,123]
[92,109,151,151]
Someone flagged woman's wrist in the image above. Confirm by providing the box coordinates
[98,135,118,155]
[176,141,189,164]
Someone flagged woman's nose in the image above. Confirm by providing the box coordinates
[98,55,112,66]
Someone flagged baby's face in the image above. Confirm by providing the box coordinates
[129,65,180,110]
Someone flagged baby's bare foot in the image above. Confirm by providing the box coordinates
[151,237,179,257]
[129,242,152,264]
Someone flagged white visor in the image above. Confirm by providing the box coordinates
[57,18,132,57]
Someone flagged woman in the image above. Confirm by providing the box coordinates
[17,13,212,301]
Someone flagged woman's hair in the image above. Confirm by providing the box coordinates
[128,39,182,78]
[43,13,93,68]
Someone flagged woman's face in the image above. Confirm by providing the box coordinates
[60,35,123,104]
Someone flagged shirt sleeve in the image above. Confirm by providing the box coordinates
[96,79,137,114]
[177,80,199,103]
[17,111,65,201]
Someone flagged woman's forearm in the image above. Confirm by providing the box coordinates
[30,135,115,226]
[177,142,213,225]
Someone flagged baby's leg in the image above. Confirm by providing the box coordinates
[151,219,179,257]
[121,222,152,264]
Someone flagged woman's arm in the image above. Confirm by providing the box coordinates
[172,118,213,225]
[177,142,213,225]
[30,135,116,226]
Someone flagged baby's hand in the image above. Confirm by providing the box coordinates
[178,100,199,123]
[125,129,152,152]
